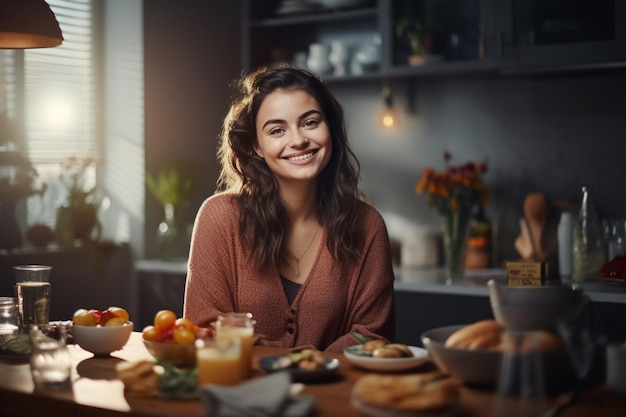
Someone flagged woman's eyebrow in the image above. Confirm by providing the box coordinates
[261,109,322,130]
[262,118,285,129]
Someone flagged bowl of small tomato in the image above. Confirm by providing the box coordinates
[141,310,214,367]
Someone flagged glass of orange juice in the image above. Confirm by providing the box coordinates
[196,337,242,386]
[216,312,255,378]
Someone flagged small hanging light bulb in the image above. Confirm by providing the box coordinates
[379,84,397,129]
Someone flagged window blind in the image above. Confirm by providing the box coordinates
[25,0,96,163]
[23,0,96,225]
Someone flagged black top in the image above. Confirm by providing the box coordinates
[280,275,302,305]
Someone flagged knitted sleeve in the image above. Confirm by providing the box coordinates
[183,194,240,327]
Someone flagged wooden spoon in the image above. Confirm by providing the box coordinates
[514,217,535,259]
[524,193,549,261]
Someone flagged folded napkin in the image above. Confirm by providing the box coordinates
[200,372,315,417]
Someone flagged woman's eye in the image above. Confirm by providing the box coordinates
[303,119,319,128]
[269,127,285,136]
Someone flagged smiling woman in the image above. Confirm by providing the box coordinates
[184,63,396,353]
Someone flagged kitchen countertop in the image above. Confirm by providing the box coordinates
[133,260,626,304]
[394,266,626,304]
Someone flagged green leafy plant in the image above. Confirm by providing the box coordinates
[396,16,427,56]
[395,0,441,56]
[146,168,192,208]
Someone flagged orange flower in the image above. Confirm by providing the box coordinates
[416,151,489,216]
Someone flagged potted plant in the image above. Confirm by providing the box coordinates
[58,155,99,242]
[395,0,441,66]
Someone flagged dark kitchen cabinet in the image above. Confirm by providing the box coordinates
[497,0,626,71]
[242,0,626,80]
[385,0,498,77]
[242,0,498,80]
[135,260,186,329]
[242,1,382,81]
[395,291,495,346]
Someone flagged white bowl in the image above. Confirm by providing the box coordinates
[488,280,588,331]
[71,322,133,355]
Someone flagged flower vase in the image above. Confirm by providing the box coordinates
[156,203,181,259]
[441,209,472,284]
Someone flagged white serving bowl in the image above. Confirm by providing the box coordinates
[488,279,588,331]
[71,322,133,355]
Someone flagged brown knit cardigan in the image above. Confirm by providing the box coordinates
[183,194,396,353]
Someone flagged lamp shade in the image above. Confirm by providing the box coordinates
[0,0,64,49]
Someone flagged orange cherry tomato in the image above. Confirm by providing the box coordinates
[142,325,160,341]
[154,310,177,331]
[174,317,194,330]
[173,327,195,345]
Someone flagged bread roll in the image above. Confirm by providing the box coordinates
[445,320,565,353]
[352,373,460,411]
[444,320,504,350]
[116,360,158,396]
[516,330,564,353]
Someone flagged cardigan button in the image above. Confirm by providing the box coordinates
[290,309,296,315]
[287,327,294,334]
[287,318,294,324]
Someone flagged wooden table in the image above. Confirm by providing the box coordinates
[0,332,624,417]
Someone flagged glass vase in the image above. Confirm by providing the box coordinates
[156,203,181,259]
[441,209,472,284]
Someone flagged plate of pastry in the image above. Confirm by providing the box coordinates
[260,347,340,382]
[344,340,429,372]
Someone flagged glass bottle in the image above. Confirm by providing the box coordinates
[465,205,492,269]
[572,186,607,282]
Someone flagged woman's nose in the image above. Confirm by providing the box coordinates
[290,131,309,147]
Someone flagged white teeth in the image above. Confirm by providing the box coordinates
[288,152,314,161]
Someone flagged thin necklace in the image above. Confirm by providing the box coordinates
[289,226,319,278]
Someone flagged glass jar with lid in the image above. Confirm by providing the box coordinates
[0,296,19,335]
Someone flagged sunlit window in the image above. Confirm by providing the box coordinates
[24,0,97,226]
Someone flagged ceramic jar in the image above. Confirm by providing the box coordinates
[307,43,332,75]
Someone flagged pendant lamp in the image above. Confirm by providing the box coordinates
[0,0,64,49]
[379,84,397,129]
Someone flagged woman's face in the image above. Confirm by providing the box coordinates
[254,89,332,187]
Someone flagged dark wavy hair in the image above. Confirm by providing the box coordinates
[217,63,365,269]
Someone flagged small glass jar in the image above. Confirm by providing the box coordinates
[0,296,19,335]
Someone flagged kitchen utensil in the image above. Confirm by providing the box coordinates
[524,193,549,260]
